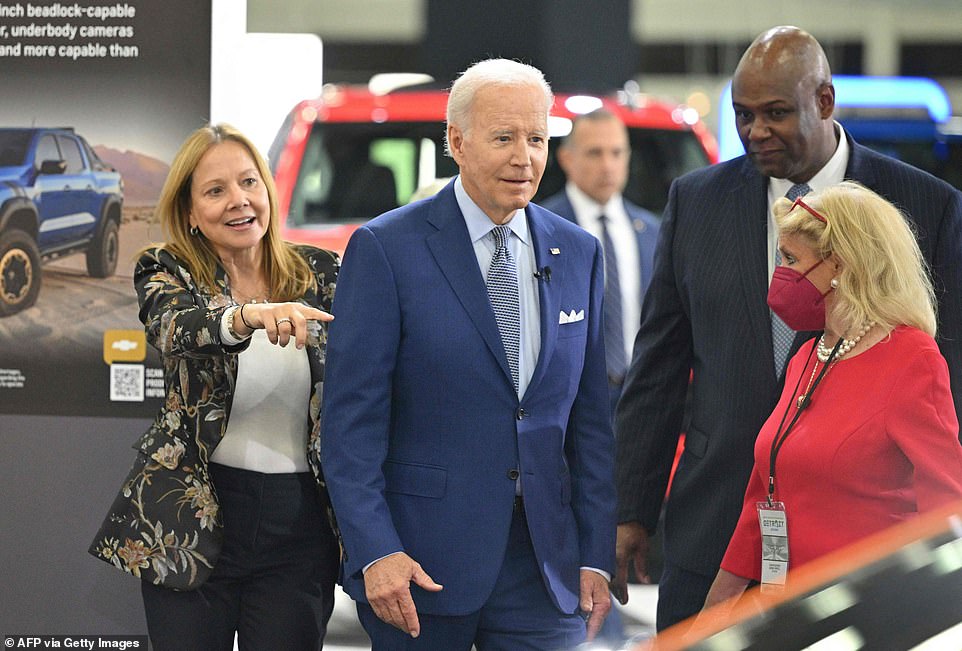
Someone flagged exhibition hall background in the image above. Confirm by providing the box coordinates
[251,0,962,127]
[1,0,960,640]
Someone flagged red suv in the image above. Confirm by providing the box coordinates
[268,81,717,253]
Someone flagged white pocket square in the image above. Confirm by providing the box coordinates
[559,309,585,324]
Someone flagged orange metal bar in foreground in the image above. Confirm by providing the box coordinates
[636,498,962,650]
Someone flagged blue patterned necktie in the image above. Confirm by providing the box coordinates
[599,214,627,384]
[771,182,812,375]
[486,226,520,392]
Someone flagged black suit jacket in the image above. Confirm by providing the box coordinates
[615,134,962,576]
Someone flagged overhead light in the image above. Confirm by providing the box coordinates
[564,95,604,115]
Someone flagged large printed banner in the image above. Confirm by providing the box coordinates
[0,1,211,416]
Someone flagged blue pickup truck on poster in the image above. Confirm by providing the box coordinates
[0,127,124,316]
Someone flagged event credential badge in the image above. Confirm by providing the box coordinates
[756,501,789,593]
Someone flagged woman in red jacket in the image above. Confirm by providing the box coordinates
[704,181,962,607]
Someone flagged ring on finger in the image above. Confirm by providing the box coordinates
[276,317,293,326]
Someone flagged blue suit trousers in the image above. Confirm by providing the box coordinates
[356,506,586,650]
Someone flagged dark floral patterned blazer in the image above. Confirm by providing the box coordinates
[89,244,338,590]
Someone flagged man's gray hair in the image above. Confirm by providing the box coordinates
[445,58,554,155]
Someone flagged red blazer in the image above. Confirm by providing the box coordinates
[723,326,962,580]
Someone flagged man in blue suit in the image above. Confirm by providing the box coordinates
[321,59,616,649]
[542,109,660,416]
[612,26,962,631]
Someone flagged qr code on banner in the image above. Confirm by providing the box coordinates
[111,363,145,402]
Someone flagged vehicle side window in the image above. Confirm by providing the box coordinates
[0,131,32,166]
[57,136,85,174]
[35,135,60,169]
[81,139,106,171]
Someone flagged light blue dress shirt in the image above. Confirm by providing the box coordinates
[455,176,541,398]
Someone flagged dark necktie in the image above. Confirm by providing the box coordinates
[486,225,520,392]
[771,182,812,374]
[599,214,627,384]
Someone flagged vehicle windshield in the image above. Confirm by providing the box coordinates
[281,122,457,227]
[539,127,711,214]
[0,130,33,167]
[276,121,711,226]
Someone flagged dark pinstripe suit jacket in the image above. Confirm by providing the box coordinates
[615,134,962,577]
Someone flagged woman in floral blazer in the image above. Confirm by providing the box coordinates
[90,124,340,650]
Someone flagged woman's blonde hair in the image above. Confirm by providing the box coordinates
[773,180,936,336]
[147,123,314,300]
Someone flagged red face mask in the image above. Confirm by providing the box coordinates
[767,260,831,331]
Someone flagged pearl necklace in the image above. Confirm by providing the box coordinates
[816,322,875,363]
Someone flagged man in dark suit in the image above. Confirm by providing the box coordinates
[542,109,660,416]
[612,26,962,631]
[320,58,616,649]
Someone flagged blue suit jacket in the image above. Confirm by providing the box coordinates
[616,134,962,577]
[539,190,660,305]
[321,181,616,615]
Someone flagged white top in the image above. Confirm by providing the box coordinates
[767,123,850,280]
[564,181,641,362]
[211,326,312,473]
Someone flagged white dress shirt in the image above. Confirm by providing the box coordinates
[564,182,641,362]
[455,175,541,398]
[767,123,850,280]
[212,326,311,473]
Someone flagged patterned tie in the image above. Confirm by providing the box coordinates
[771,182,812,374]
[599,214,627,384]
[486,226,520,391]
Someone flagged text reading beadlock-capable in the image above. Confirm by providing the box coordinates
[0,3,136,19]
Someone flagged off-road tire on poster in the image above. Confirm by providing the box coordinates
[0,228,41,317]
[85,215,120,278]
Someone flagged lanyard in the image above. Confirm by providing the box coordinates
[766,337,842,505]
